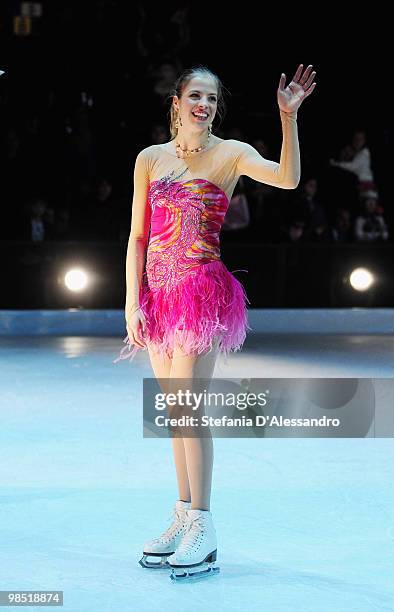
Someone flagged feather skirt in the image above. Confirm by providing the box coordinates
[113,260,250,363]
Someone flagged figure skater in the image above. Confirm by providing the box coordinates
[114,63,316,580]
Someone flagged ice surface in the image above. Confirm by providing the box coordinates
[0,332,393,611]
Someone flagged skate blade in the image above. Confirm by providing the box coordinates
[170,563,220,582]
[139,554,171,569]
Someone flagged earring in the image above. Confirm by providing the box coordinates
[175,112,182,129]
[208,124,213,134]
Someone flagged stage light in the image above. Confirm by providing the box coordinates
[64,268,89,292]
[349,267,374,292]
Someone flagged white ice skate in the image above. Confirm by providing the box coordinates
[139,500,191,569]
[168,508,220,581]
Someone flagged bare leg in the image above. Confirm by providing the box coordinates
[146,342,191,503]
[169,337,220,511]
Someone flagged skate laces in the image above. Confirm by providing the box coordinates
[176,514,205,554]
[157,508,185,543]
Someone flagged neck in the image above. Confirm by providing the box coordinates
[175,128,210,150]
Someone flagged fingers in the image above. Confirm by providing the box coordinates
[132,322,147,348]
[288,83,299,96]
[303,70,316,90]
[136,313,147,348]
[303,82,317,98]
[126,313,147,349]
[293,64,304,82]
[129,327,146,349]
[278,73,286,91]
[283,64,316,90]
[133,334,146,349]
[297,64,317,99]
[299,64,313,85]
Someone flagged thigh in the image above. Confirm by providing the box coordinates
[170,334,220,380]
[146,341,172,394]
[168,337,220,436]
[169,336,220,408]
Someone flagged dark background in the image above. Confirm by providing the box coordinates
[0,2,391,308]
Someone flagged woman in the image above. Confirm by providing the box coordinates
[114,64,316,580]
[329,128,376,195]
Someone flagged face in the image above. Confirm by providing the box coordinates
[304,178,317,196]
[352,131,366,150]
[365,198,377,213]
[173,75,218,132]
[151,124,168,143]
[32,200,46,216]
[338,209,350,223]
[289,221,304,241]
[97,179,112,200]
[159,63,177,81]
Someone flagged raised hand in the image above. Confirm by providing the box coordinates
[277,64,317,114]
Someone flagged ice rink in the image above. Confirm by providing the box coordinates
[1,310,394,612]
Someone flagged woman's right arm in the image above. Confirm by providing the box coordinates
[125,149,151,347]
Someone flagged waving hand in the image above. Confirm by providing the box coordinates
[277,64,317,113]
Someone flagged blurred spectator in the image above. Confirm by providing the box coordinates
[63,107,97,202]
[53,207,71,240]
[73,176,125,241]
[1,128,21,164]
[330,129,376,196]
[279,218,306,243]
[222,177,250,242]
[18,114,47,195]
[354,191,389,242]
[0,128,25,237]
[150,123,169,144]
[145,60,183,121]
[330,208,353,242]
[136,5,190,64]
[18,197,54,242]
[246,138,278,240]
[292,177,329,242]
[152,62,178,100]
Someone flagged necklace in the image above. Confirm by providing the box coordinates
[175,131,211,158]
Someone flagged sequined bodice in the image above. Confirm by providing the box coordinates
[146,170,229,291]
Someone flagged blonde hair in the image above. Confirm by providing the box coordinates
[166,65,228,140]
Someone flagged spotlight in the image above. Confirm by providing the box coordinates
[349,267,374,292]
[64,268,88,292]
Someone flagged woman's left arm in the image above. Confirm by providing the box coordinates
[235,64,317,189]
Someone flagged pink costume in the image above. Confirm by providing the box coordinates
[114,110,300,362]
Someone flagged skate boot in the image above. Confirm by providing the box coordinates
[139,500,191,569]
[168,508,220,581]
